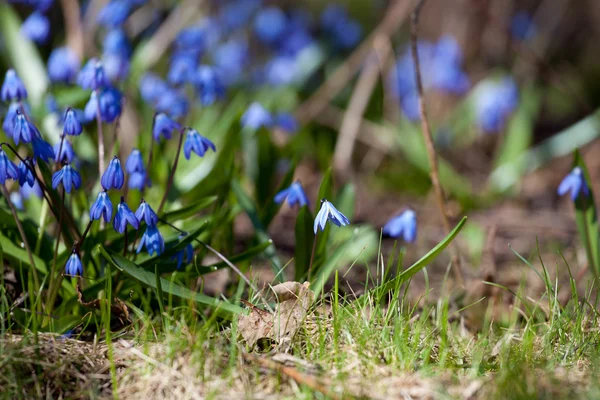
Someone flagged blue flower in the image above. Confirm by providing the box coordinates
[383,209,417,243]
[97,0,131,28]
[275,113,298,134]
[125,148,144,173]
[152,113,181,141]
[33,0,54,12]
[20,180,42,200]
[51,164,82,194]
[474,77,519,133]
[193,65,225,106]
[54,139,76,164]
[558,167,589,201]
[135,199,158,226]
[314,199,350,233]
[113,199,140,233]
[320,5,362,50]
[17,160,35,187]
[213,38,249,86]
[20,11,50,44]
[139,73,168,104]
[0,149,20,185]
[103,29,132,58]
[128,170,148,191]
[90,191,113,222]
[31,132,54,163]
[84,87,122,123]
[174,25,205,54]
[511,12,536,41]
[101,156,125,190]
[263,56,299,86]
[102,53,130,82]
[254,7,287,44]
[65,252,83,276]
[241,102,272,130]
[274,181,309,208]
[77,58,109,90]
[155,88,189,119]
[172,236,194,269]
[183,129,216,160]
[219,0,261,31]
[2,102,20,137]
[11,112,36,145]
[137,225,164,256]
[62,108,83,136]
[1,69,27,102]
[167,53,198,86]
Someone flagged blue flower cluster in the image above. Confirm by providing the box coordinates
[474,77,519,133]
[241,102,298,134]
[390,35,470,121]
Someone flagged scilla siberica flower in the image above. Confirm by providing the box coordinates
[474,77,519,133]
[17,160,35,187]
[139,73,168,104]
[167,53,198,86]
[135,200,158,226]
[12,112,36,145]
[52,164,82,194]
[125,148,144,173]
[31,132,55,163]
[557,167,589,201]
[172,235,194,269]
[102,53,130,82]
[275,113,298,134]
[20,11,50,44]
[155,88,189,119]
[62,108,83,136]
[48,47,81,84]
[65,252,83,276]
[90,191,113,222]
[274,181,309,208]
[103,29,132,58]
[383,209,417,243]
[84,87,123,123]
[3,103,20,136]
[77,58,109,90]
[213,38,249,86]
[0,149,20,185]
[54,139,76,164]
[1,69,27,101]
[314,199,350,234]
[193,65,225,106]
[21,180,42,200]
[254,7,287,45]
[320,4,362,50]
[137,225,165,256]
[241,102,273,130]
[113,198,140,234]
[97,0,132,28]
[153,113,181,141]
[101,156,125,190]
[184,129,216,160]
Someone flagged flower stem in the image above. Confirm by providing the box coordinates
[46,188,66,314]
[157,128,185,214]
[95,89,106,178]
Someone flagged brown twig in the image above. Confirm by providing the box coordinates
[59,0,85,59]
[410,0,464,285]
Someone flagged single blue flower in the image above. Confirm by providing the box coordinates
[167,52,198,86]
[135,199,158,226]
[155,88,189,119]
[113,199,140,233]
[152,113,181,141]
[218,0,261,31]
[183,129,216,160]
[263,56,299,86]
[17,160,35,187]
[103,29,132,58]
[512,12,536,41]
[2,102,20,137]
[20,180,42,200]
[102,53,130,82]
[174,25,205,54]
[475,77,519,133]
[172,236,194,269]
[101,156,125,190]
[97,0,131,28]
[77,58,109,90]
[383,209,417,243]
[90,191,113,222]
[128,170,148,191]
[51,164,82,194]
[320,5,362,50]
[20,11,50,44]
[84,87,123,123]
[139,73,168,104]
[314,199,350,233]
[213,38,249,86]
[558,167,589,201]
[54,139,76,164]
[274,181,309,208]
[62,108,83,136]
[1,69,27,102]
[275,113,298,134]
[11,112,36,145]
[241,102,272,130]
[125,148,144,173]
[254,7,287,44]
[31,132,54,163]
[137,225,164,256]
[0,149,20,185]
[65,252,83,276]
[193,65,225,106]
[277,26,313,57]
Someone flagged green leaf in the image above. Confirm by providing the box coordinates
[193,240,272,275]
[335,183,356,221]
[231,180,283,280]
[572,151,600,281]
[160,196,218,222]
[374,216,467,299]
[0,232,47,274]
[98,247,243,317]
[294,206,314,281]
[255,129,278,209]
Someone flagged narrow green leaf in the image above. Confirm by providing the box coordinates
[98,247,243,317]
[0,232,47,274]
[335,183,356,221]
[294,206,314,281]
